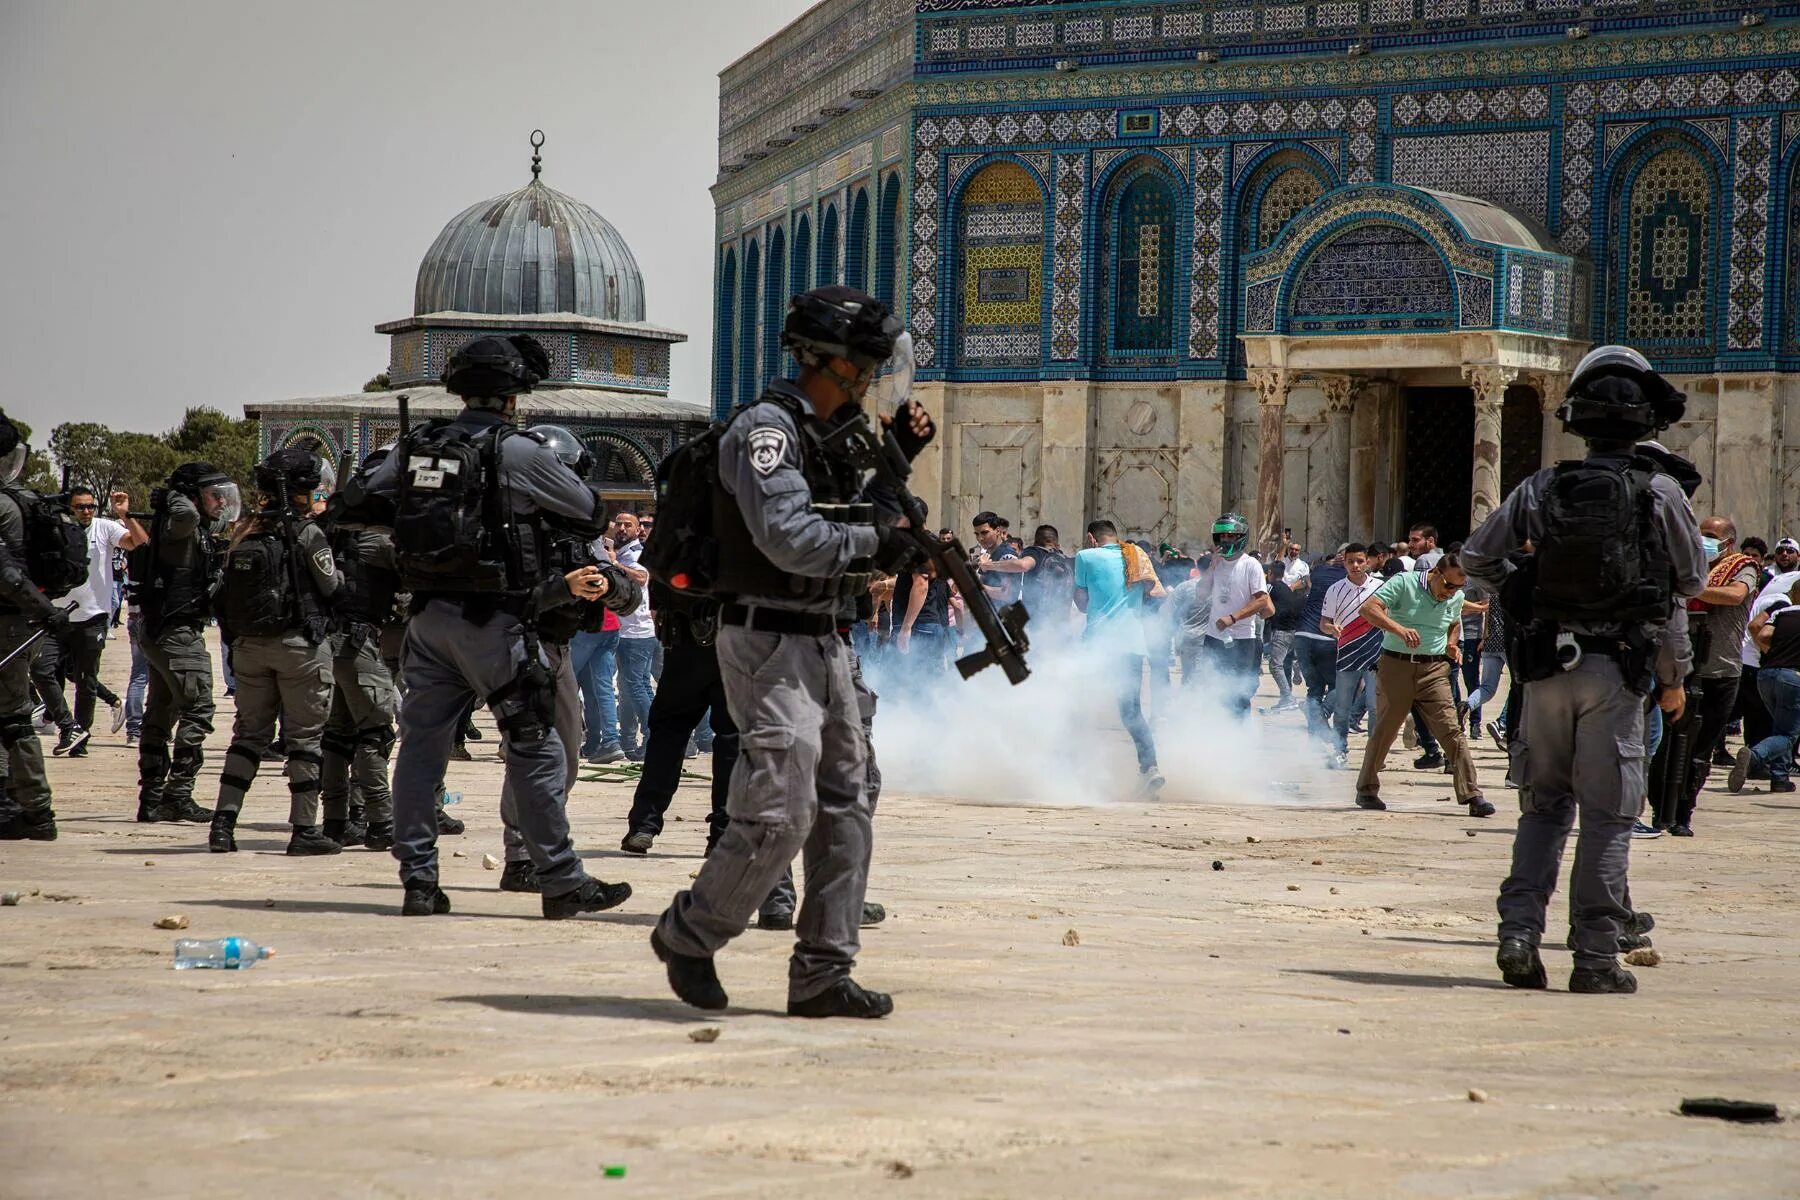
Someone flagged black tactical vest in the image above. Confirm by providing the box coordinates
[330,522,400,631]
[128,496,221,637]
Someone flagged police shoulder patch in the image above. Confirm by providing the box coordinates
[747,426,790,477]
[313,547,335,576]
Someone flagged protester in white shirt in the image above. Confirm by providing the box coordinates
[47,489,146,755]
[1281,543,1311,593]
[1204,519,1273,717]
[609,512,655,759]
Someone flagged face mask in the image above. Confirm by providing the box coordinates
[1702,536,1721,561]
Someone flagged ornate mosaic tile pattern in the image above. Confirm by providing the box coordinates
[1051,153,1087,361]
[1625,146,1712,346]
[1291,226,1454,321]
[1390,130,1552,226]
[1728,115,1773,351]
[910,147,942,368]
[1391,84,1550,127]
[959,161,1046,369]
[1103,168,1180,358]
[1190,146,1227,360]
[1258,169,1325,249]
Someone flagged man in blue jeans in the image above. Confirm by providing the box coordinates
[1293,545,1347,748]
[610,513,656,760]
[570,619,622,763]
[1731,579,1800,795]
[1074,519,1162,795]
[1321,545,1384,769]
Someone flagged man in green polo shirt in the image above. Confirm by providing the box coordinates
[1352,550,1493,817]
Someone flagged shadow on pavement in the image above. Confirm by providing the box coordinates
[1284,968,1510,990]
[442,992,786,1021]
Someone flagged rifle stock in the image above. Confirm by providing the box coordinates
[825,417,1031,686]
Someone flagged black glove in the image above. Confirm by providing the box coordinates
[890,402,936,464]
[40,603,72,635]
[873,522,918,574]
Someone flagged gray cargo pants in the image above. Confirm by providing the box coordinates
[390,600,585,895]
[500,640,579,863]
[760,646,880,921]
[213,632,333,825]
[320,632,398,824]
[1497,656,1644,971]
[658,625,872,1001]
[138,624,216,811]
[0,613,53,823]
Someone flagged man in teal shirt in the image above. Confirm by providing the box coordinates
[1352,551,1492,816]
[1074,519,1161,795]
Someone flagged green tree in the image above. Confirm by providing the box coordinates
[47,422,115,492]
[363,372,391,392]
[166,406,257,489]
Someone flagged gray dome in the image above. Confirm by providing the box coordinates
[414,179,645,322]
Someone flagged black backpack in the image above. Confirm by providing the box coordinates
[1,487,89,599]
[641,421,728,599]
[1532,457,1672,626]
[218,530,292,640]
[392,421,512,594]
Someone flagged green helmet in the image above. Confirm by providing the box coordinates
[1211,513,1251,560]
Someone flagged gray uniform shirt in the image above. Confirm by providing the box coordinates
[719,389,878,614]
[1462,458,1705,688]
[364,408,601,537]
[294,519,342,599]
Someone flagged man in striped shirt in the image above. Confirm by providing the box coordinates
[1321,545,1383,769]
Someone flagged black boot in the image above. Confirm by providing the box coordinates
[787,977,894,1019]
[436,808,465,836]
[542,877,632,920]
[401,883,450,916]
[650,928,727,1010]
[208,810,238,853]
[498,860,541,893]
[1569,963,1638,994]
[1496,937,1547,989]
[341,806,368,846]
[320,819,351,845]
[758,909,795,932]
[163,799,214,823]
[0,812,57,841]
[286,825,344,856]
[861,902,887,927]
[363,821,395,851]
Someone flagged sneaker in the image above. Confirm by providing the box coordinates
[1728,746,1753,794]
[620,830,654,855]
[0,813,57,841]
[1669,823,1694,837]
[125,732,139,747]
[1496,937,1547,989]
[1711,746,1735,768]
[30,702,45,725]
[1464,796,1496,818]
[758,910,795,932]
[498,860,541,892]
[208,811,238,853]
[401,883,450,916]
[1413,753,1445,770]
[788,977,893,1019]
[448,743,472,762]
[66,742,88,759]
[1355,794,1386,811]
[861,901,887,927]
[363,822,395,851]
[1569,964,1638,994]
[684,738,700,760]
[624,745,647,764]
[1327,751,1350,770]
[1137,770,1166,798]
[650,928,728,1011]
[436,809,464,836]
[286,825,344,856]
[1630,821,1663,839]
[1486,721,1505,752]
[1349,719,1366,735]
[542,877,632,920]
[51,727,82,756]
[587,741,625,765]
[1773,779,1798,793]
[110,702,126,734]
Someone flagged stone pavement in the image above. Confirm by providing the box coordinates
[2,632,1796,1198]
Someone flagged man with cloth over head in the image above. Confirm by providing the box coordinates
[652,285,916,1019]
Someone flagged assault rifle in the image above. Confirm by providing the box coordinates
[819,414,1031,686]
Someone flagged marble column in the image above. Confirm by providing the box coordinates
[1714,374,1778,537]
[1249,367,1292,553]
[1350,378,1397,544]
[1528,371,1575,467]
[1462,364,1516,531]
[1316,374,1355,550]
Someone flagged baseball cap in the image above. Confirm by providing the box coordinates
[1777,538,1799,553]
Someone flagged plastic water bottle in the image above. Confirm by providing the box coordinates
[173,937,274,970]
[442,791,462,807]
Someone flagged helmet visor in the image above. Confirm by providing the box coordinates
[870,331,916,421]
[0,443,24,486]
[201,482,241,525]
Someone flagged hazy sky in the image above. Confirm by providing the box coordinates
[0,0,816,440]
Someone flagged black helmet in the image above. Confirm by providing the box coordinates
[255,447,323,504]
[168,461,230,497]
[442,335,551,404]
[0,412,24,486]
[1559,345,1685,442]
[527,424,592,476]
[781,285,902,371]
[361,442,395,470]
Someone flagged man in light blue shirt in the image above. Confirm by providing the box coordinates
[1075,519,1160,793]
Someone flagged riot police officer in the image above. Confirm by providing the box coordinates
[494,425,642,893]
[651,285,914,1018]
[0,412,74,842]
[208,448,343,855]
[1463,346,1705,994]
[131,461,239,824]
[319,445,402,850]
[363,334,631,919]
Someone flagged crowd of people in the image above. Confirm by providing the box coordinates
[0,280,1763,1002]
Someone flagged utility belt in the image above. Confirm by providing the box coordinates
[1511,623,1654,694]
[719,602,837,637]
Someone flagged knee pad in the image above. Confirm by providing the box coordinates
[321,731,357,760]
[172,745,205,772]
[286,748,323,770]
[361,725,398,759]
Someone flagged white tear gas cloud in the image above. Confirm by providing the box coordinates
[868,633,1337,809]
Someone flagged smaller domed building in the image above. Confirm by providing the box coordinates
[247,134,704,506]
